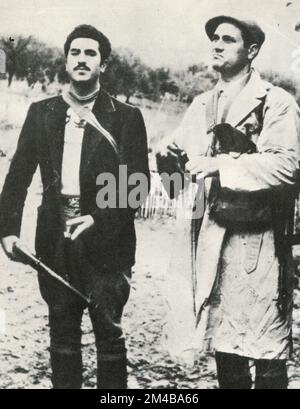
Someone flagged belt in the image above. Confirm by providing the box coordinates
[60,195,80,209]
[59,195,81,238]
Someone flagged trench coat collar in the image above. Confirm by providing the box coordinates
[225,69,272,127]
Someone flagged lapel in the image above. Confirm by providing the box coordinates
[225,70,271,127]
[44,96,68,183]
[80,89,117,175]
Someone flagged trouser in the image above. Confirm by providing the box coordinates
[215,352,289,389]
[49,270,131,390]
[41,195,131,389]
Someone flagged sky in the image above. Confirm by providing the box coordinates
[1,0,300,79]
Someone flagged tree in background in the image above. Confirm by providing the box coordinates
[0,35,32,86]
[0,35,65,88]
[261,70,299,102]
[0,35,298,105]
[145,67,178,101]
[173,63,217,103]
[23,42,64,88]
[103,49,149,103]
[103,50,179,103]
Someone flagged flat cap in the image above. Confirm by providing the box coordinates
[205,16,265,48]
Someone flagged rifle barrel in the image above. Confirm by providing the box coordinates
[14,242,91,304]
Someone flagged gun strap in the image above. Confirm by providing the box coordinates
[62,91,119,156]
[205,88,237,156]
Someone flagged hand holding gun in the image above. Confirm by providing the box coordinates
[12,240,91,305]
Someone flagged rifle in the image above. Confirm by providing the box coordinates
[13,241,91,305]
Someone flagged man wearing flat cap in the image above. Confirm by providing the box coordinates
[159,16,300,388]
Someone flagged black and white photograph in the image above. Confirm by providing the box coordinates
[1,0,300,390]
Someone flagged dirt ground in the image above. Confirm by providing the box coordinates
[1,211,300,389]
[0,210,215,389]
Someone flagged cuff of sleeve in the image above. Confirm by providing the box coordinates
[217,154,244,190]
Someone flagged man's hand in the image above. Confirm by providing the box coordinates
[157,138,180,157]
[66,215,95,241]
[186,156,219,177]
[1,235,20,261]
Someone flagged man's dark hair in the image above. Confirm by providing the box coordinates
[64,24,111,62]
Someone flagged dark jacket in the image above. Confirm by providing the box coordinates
[0,89,150,273]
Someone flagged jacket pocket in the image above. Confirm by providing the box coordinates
[244,232,263,274]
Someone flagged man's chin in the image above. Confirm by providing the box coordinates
[212,63,223,72]
[70,75,99,88]
[71,73,92,83]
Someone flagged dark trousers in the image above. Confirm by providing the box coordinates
[49,267,131,389]
[215,352,288,389]
[42,196,131,389]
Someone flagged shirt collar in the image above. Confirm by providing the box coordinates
[68,83,100,105]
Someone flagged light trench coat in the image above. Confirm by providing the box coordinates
[164,70,300,361]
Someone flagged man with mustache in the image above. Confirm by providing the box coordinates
[0,24,150,389]
[160,16,300,388]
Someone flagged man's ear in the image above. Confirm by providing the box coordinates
[100,61,107,73]
[248,44,259,61]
